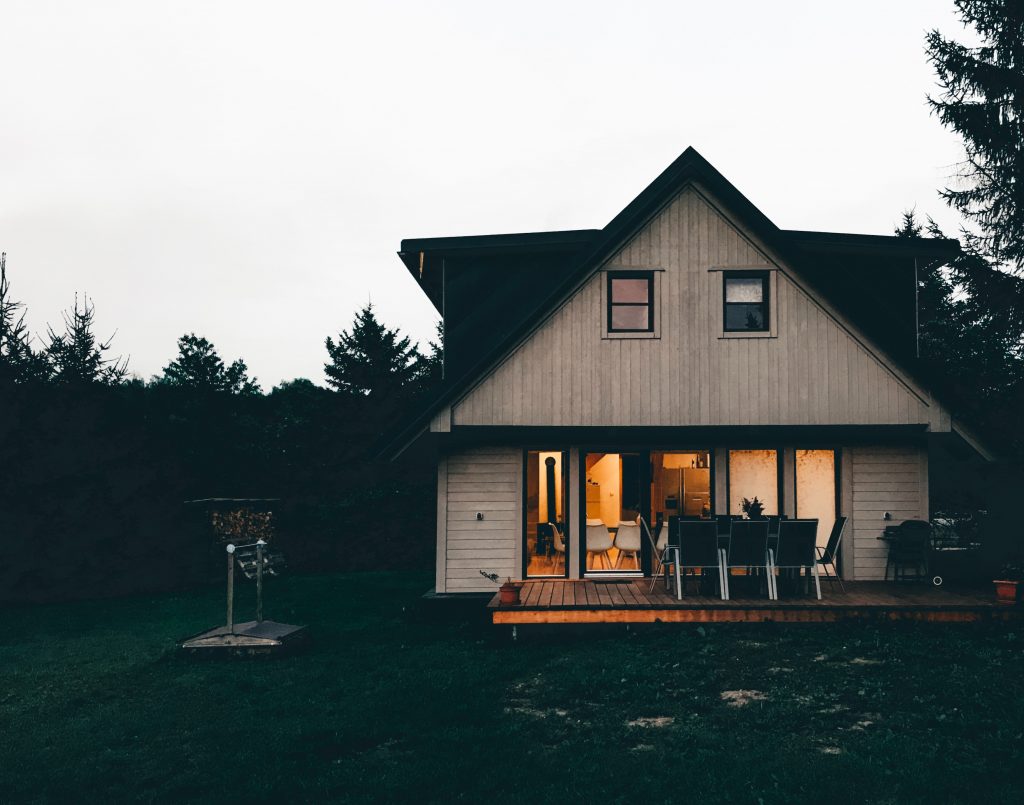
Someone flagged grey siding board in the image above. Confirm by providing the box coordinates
[848,445,928,580]
[443,447,520,591]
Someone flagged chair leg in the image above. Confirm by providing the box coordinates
[675,556,683,601]
[812,561,822,600]
[719,549,730,601]
[649,555,663,593]
[831,560,845,592]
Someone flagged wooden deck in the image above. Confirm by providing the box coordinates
[488,579,1021,624]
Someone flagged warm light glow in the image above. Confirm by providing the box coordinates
[538,451,563,522]
[728,450,778,516]
[796,449,836,548]
[586,453,621,528]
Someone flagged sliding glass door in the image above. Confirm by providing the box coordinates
[580,449,713,576]
[582,452,646,574]
[524,450,569,578]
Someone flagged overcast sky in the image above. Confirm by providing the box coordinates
[1,1,972,388]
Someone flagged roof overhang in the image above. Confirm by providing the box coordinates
[398,229,599,313]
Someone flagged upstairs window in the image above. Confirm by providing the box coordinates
[723,272,769,332]
[607,271,654,333]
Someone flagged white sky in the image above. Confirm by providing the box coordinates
[0,1,972,388]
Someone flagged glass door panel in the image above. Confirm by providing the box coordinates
[525,450,568,578]
[651,451,712,522]
[796,449,837,550]
[583,452,643,573]
[728,450,779,517]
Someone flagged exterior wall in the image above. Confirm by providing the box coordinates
[437,447,521,593]
[450,187,942,430]
[435,443,927,587]
[845,445,929,580]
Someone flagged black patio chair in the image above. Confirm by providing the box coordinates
[721,519,771,600]
[817,516,847,592]
[772,519,821,600]
[885,519,932,582]
[676,519,726,600]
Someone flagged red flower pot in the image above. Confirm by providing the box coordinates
[499,582,522,606]
[994,579,1020,605]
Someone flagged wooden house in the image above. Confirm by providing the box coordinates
[388,147,991,597]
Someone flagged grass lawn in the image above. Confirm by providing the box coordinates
[2,571,1023,803]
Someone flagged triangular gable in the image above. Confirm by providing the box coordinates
[451,185,946,430]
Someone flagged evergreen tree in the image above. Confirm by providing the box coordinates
[44,293,128,385]
[0,253,47,383]
[896,209,1024,451]
[926,1,1024,269]
[417,319,444,391]
[157,333,260,394]
[324,304,422,400]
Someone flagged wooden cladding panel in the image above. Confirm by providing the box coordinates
[848,446,927,581]
[452,188,934,428]
[443,448,520,592]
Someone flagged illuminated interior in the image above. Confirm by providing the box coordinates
[651,450,712,519]
[525,450,567,577]
[728,449,779,516]
[582,450,712,573]
[584,452,642,571]
[796,449,837,549]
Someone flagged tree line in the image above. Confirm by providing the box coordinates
[0,257,444,602]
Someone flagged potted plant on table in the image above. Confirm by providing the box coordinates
[741,496,765,520]
[993,561,1022,605]
[480,570,522,605]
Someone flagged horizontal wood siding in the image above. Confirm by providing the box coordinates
[453,188,934,428]
[444,447,520,591]
[849,446,927,581]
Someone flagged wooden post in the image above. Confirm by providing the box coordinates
[226,544,235,633]
[256,540,265,623]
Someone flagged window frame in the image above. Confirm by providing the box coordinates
[722,270,770,333]
[606,270,655,334]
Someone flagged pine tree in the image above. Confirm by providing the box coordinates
[417,319,444,390]
[926,1,1024,269]
[0,253,47,383]
[44,293,128,385]
[324,304,422,400]
[157,333,260,394]
[896,209,1024,450]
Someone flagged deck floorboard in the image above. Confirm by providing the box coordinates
[492,580,1020,625]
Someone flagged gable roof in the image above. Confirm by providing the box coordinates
[386,146,964,456]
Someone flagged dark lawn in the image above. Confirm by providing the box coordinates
[1,572,1022,804]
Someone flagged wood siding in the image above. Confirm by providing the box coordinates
[441,448,520,592]
[848,445,928,581]
[451,187,939,429]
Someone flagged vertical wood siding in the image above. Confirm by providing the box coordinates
[848,445,928,580]
[442,448,520,592]
[452,188,935,428]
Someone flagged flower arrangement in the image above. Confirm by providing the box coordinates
[741,496,765,519]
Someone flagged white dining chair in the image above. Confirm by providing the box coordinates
[548,522,566,573]
[613,521,642,569]
[586,518,614,569]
